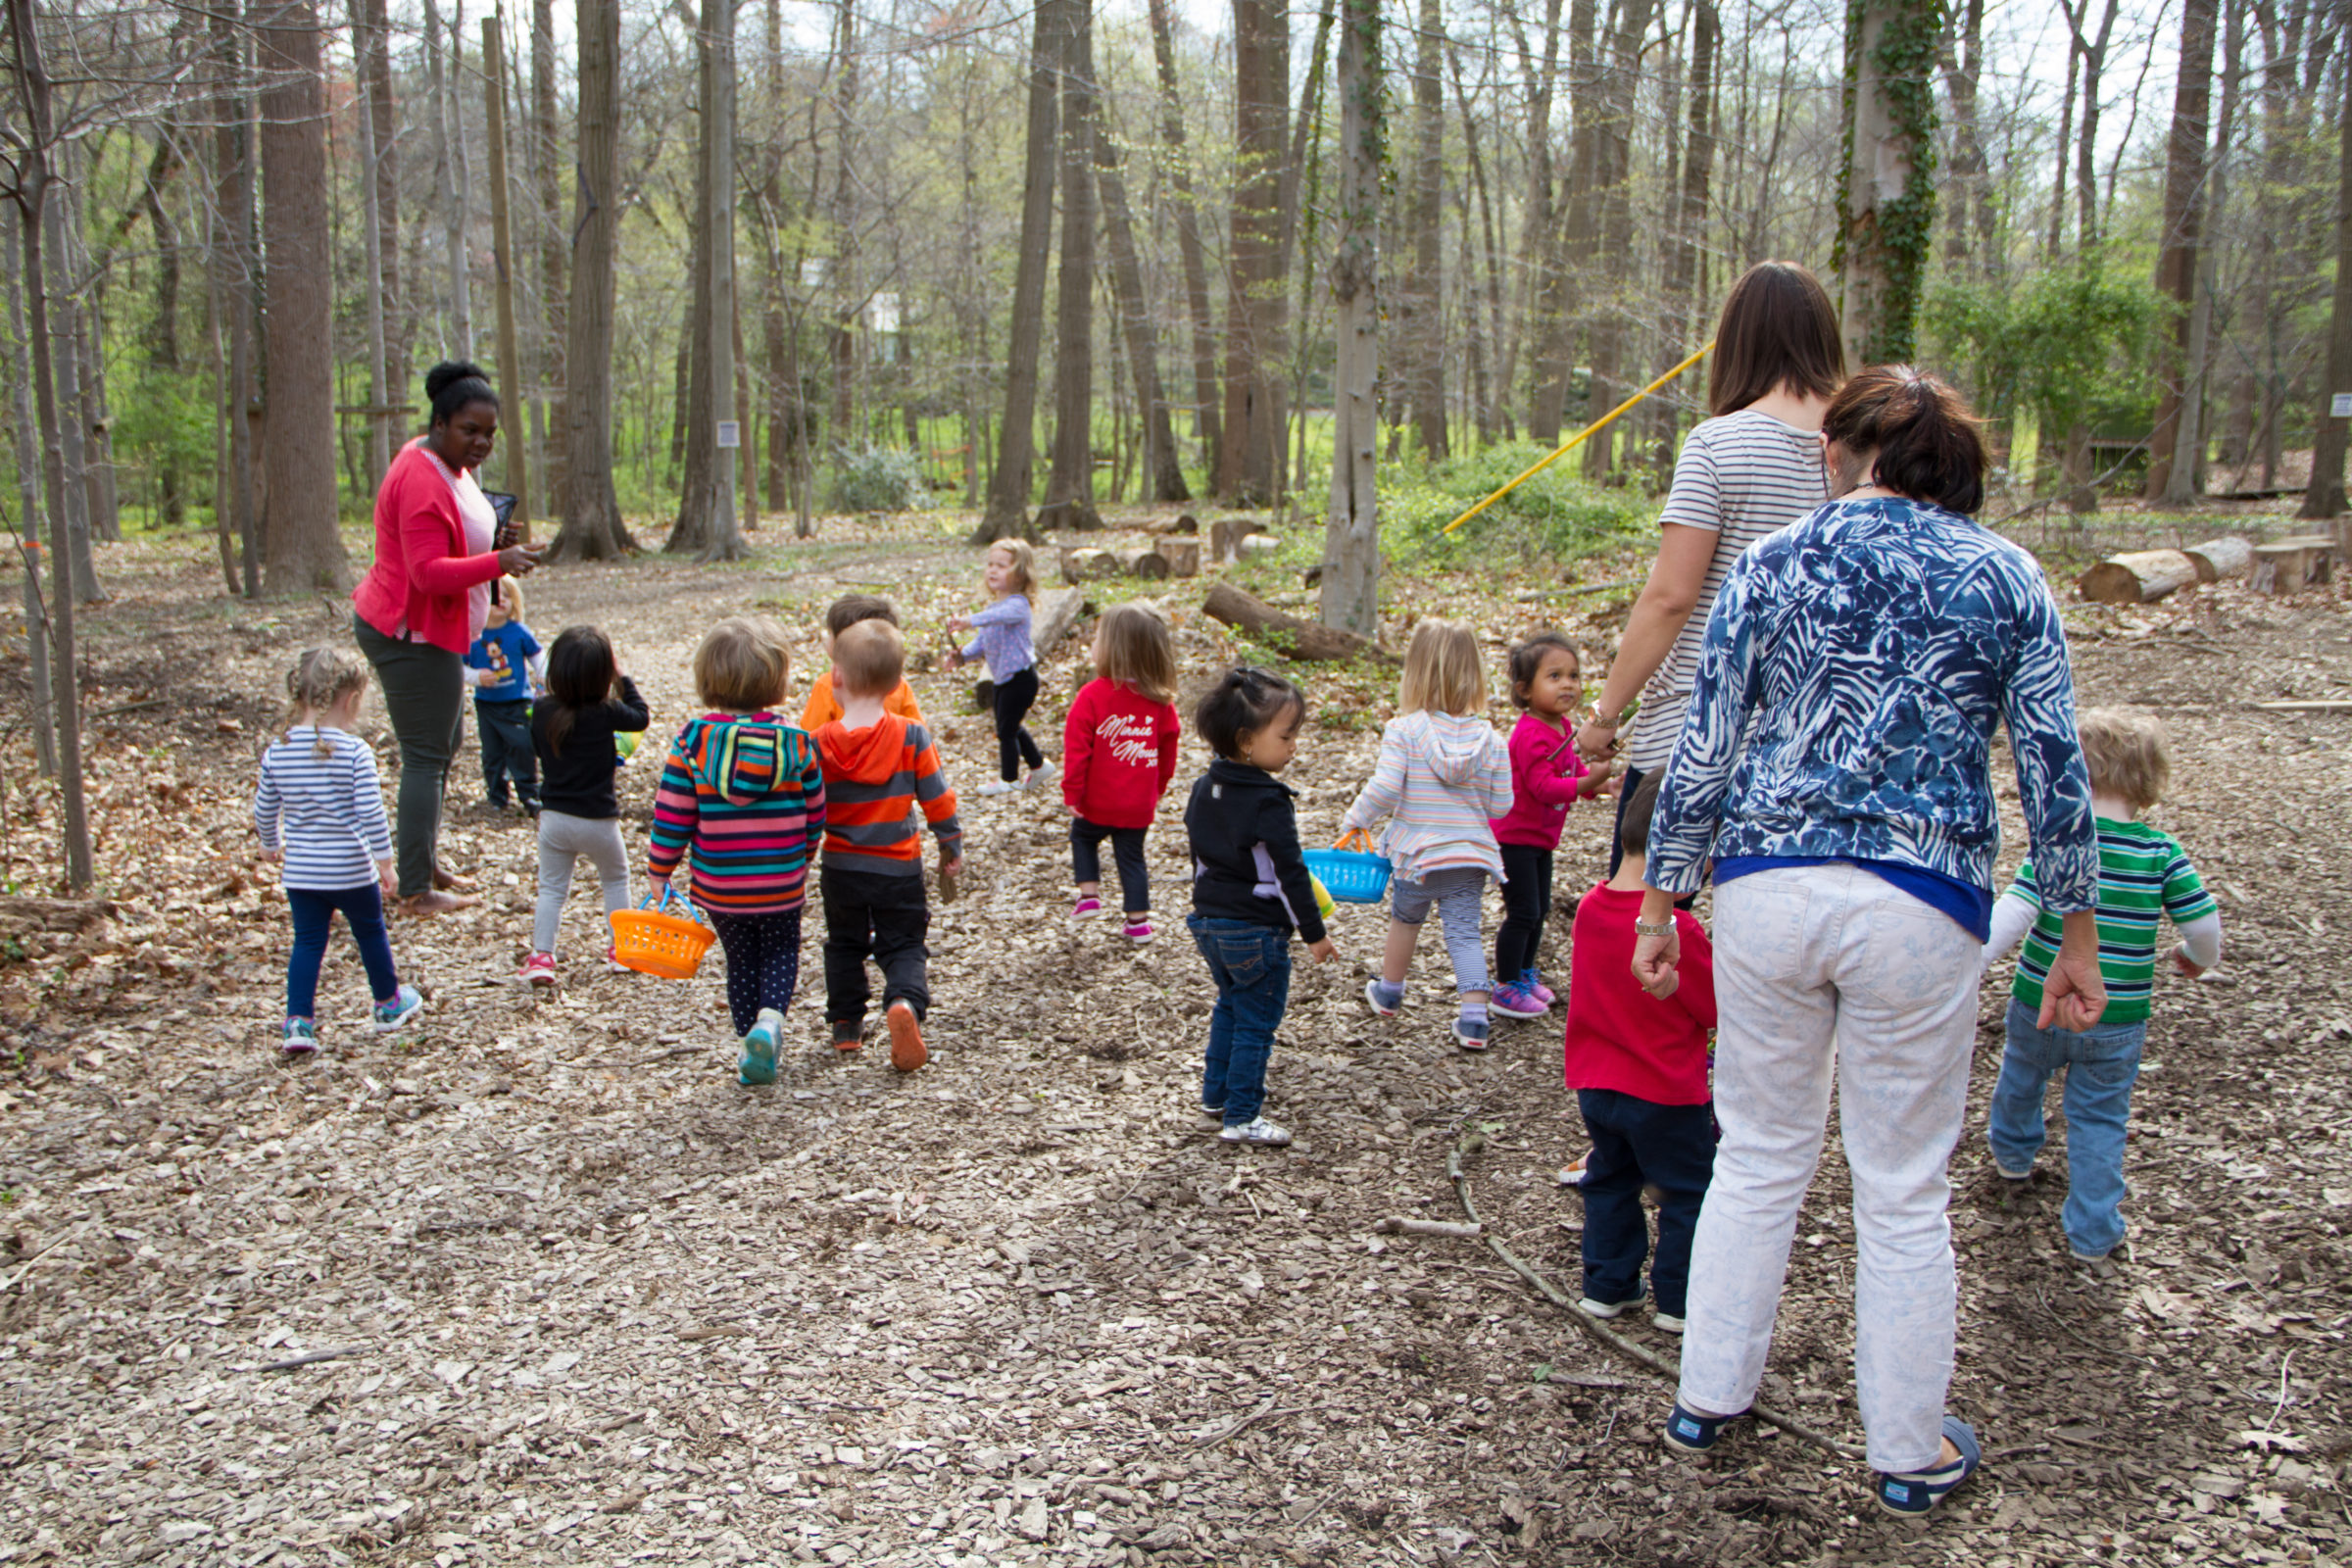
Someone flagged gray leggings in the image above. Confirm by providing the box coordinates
[1392,866,1492,995]
[534,809,631,955]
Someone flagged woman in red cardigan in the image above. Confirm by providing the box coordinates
[352,362,542,915]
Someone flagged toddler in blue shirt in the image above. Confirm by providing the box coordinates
[465,574,546,814]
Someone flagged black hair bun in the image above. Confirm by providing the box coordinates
[423,360,493,401]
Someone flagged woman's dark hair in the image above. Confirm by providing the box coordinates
[1506,631,1581,710]
[424,360,500,427]
[1617,769,1667,856]
[541,624,616,758]
[1822,365,1988,515]
[1708,262,1846,416]
[1196,666,1304,760]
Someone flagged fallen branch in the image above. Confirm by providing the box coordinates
[1373,1216,1483,1239]
[1447,1142,1863,1460]
[261,1345,368,1372]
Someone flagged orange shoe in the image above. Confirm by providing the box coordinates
[885,1000,927,1073]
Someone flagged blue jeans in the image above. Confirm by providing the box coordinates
[1578,1088,1717,1317]
[286,885,401,1018]
[1187,915,1292,1127]
[1986,996,2147,1257]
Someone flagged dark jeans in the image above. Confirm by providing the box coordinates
[1578,1087,1717,1317]
[474,698,539,808]
[286,885,400,1018]
[1495,843,1554,980]
[1187,914,1292,1127]
[993,666,1044,782]
[821,865,931,1025]
[356,615,465,898]
[1072,817,1151,912]
[710,908,805,1036]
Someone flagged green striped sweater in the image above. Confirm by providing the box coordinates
[2007,817,2215,1024]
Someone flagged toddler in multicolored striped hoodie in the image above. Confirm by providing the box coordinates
[648,615,827,1088]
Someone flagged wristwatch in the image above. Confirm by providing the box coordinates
[1581,698,1639,731]
[1634,917,1675,938]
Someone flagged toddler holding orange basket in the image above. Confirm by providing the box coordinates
[647,615,828,1088]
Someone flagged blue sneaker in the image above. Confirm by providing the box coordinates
[1662,1401,1747,1455]
[1874,1417,1983,1517]
[370,984,425,1034]
[281,1017,318,1055]
[1363,979,1403,1016]
[738,1007,782,1087]
[1453,1009,1491,1052]
[1491,981,1546,1020]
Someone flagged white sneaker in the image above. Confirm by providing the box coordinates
[1652,1311,1687,1334]
[1577,1296,1640,1320]
[1218,1116,1292,1147]
[1025,762,1058,791]
[978,779,1020,798]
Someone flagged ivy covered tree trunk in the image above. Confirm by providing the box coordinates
[1319,0,1380,638]
[1835,0,1940,367]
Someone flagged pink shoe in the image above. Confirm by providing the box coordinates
[1525,969,1557,1007]
[1122,919,1155,944]
[519,952,557,987]
[1072,896,1103,918]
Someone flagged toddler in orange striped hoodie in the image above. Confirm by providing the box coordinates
[812,619,963,1072]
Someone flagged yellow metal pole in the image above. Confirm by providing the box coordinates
[1441,339,1715,536]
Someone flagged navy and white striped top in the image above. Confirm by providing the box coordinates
[254,726,394,890]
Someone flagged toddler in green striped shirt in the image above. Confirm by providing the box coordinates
[1981,709,2221,1267]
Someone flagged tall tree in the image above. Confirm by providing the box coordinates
[1146,0,1220,470]
[2145,0,2218,501]
[552,0,633,559]
[1217,0,1290,503]
[1659,0,1718,462]
[214,0,259,596]
[481,13,530,528]
[2,207,54,775]
[1505,0,1565,439]
[531,0,565,519]
[666,0,749,560]
[351,0,393,492]
[256,0,350,590]
[1449,46,1506,444]
[1401,0,1446,460]
[1836,0,1941,365]
[1044,4,1101,524]
[976,0,1063,543]
[2058,0,2122,248]
[1580,0,1661,480]
[2301,29,2352,526]
[424,0,475,359]
[826,0,859,443]
[1320,0,1381,636]
[1095,112,1188,502]
[1937,0,1991,272]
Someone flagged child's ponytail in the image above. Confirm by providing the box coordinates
[284,645,370,758]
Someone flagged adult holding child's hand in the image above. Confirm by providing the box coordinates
[352,361,541,916]
[1637,367,2101,1518]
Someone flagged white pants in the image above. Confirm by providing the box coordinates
[1677,863,1981,1473]
[534,809,631,956]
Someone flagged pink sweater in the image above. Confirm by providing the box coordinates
[1491,712,1593,850]
[351,439,506,654]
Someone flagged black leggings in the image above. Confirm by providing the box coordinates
[1072,817,1151,912]
[1494,843,1554,982]
[993,666,1044,782]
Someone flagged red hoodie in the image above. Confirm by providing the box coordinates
[1062,677,1181,829]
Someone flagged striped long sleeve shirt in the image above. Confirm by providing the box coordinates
[254,726,394,891]
[647,713,826,914]
[814,715,962,875]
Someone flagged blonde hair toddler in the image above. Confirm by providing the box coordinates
[948,540,1051,793]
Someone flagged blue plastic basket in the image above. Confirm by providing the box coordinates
[1303,847,1393,905]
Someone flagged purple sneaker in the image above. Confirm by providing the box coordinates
[1524,968,1557,1007]
[1491,981,1546,1020]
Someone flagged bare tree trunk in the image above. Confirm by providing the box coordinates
[2302,29,2352,524]
[214,0,260,597]
[666,0,748,560]
[1094,107,1188,502]
[1402,0,1446,460]
[1044,7,1101,522]
[1321,0,1381,637]
[976,0,1062,543]
[1449,47,1504,446]
[1938,0,1988,272]
[481,14,531,532]
[2046,46,2076,257]
[552,0,633,559]
[1659,0,1716,475]
[2145,0,2217,502]
[2,206,55,775]
[2180,0,2245,494]
[532,0,565,519]
[257,0,350,592]
[826,0,859,447]
[350,0,392,493]
[2060,0,2121,249]
[1218,0,1290,505]
[1146,0,1221,471]
[62,165,118,548]
[1527,0,1592,445]
[425,0,475,359]
[1579,0,1658,481]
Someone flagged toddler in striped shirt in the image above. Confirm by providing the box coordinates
[254,646,424,1054]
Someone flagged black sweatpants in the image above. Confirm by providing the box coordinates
[1494,842,1554,982]
[821,864,931,1025]
[993,666,1045,782]
[1071,817,1151,913]
[709,907,804,1035]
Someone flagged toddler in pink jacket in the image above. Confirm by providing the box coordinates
[1491,632,1614,1017]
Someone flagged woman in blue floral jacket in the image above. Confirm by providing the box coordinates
[1630,367,2108,1518]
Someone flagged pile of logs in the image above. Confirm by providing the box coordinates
[1059,541,1200,584]
[2077,536,2256,604]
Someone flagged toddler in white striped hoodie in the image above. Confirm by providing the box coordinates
[1344,620,1514,1050]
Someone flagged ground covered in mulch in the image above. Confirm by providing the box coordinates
[1,511,2348,1568]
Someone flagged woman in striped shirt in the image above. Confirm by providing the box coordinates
[1574,263,1846,871]
[254,647,425,1054]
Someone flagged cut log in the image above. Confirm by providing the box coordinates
[1141,512,1200,536]
[1201,580,1393,662]
[1154,539,1200,577]
[1034,584,1091,652]
[1058,546,1118,584]
[2078,549,2199,605]
[1240,533,1281,560]
[1116,548,1171,581]
[1373,1216,1483,1239]
[2182,536,2252,582]
[2251,536,2336,595]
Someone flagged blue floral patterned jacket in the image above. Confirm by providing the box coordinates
[1646,496,2100,913]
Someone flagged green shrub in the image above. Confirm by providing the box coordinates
[829,445,930,514]
[1382,442,1653,564]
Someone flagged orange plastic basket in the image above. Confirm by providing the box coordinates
[609,891,715,979]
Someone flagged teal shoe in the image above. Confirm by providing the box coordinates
[738,1007,782,1087]
[370,984,425,1034]
[281,1017,318,1055]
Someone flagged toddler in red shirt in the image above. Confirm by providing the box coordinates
[1062,605,1182,942]
[1564,770,1717,1334]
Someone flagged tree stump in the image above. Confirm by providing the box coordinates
[1116,549,1172,581]
[1058,547,1118,584]
[2182,536,2252,582]
[1209,518,1255,564]
[2078,549,2199,605]
[1141,513,1200,536]
[1154,539,1201,577]
[1036,498,1103,534]
[1201,581,1393,662]
[2251,536,2336,595]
